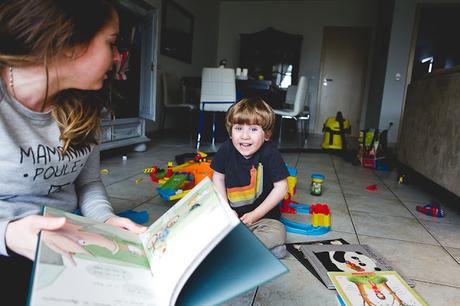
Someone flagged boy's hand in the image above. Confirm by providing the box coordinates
[240,211,261,225]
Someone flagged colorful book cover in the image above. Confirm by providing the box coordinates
[286,238,349,284]
[329,271,427,306]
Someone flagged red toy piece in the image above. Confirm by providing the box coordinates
[366,184,378,191]
[279,195,298,214]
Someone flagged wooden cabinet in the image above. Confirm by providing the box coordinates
[101,0,158,151]
[101,118,149,150]
[239,27,302,86]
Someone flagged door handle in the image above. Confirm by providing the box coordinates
[322,78,333,86]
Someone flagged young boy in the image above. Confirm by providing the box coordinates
[211,98,289,258]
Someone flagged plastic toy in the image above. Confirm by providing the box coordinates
[144,152,214,201]
[279,165,331,235]
[117,210,149,224]
[280,202,331,235]
[321,111,351,150]
[366,184,378,191]
[357,123,392,170]
[310,173,325,196]
[416,202,445,218]
[398,173,407,184]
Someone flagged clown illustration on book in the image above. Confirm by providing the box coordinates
[346,274,404,306]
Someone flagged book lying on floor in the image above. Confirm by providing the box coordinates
[286,238,350,285]
[288,243,414,289]
[27,177,288,306]
[329,271,427,306]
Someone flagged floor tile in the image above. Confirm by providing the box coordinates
[134,200,178,226]
[345,193,413,218]
[412,280,460,306]
[359,236,460,287]
[286,230,359,244]
[446,247,460,264]
[386,183,435,203]
[341,181,396,200]
[109,196,141,213]
[253,257,338,306]
[422,221,460,249]
[351,211,438,244]
[281,153,299,167]
[297,157,334,169]
[105,174,157,203]
[220,289,255,306]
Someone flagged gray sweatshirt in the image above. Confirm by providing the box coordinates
[0,81,115,256]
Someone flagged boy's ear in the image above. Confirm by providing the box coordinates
[264,132,271,141]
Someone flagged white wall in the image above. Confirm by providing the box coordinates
[144,0,220,132]
[159,0,220,76]
[217,0,381,131]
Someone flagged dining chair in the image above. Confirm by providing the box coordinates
[160,71,197,130]
[196,67,236,150]
[273,76,309,146]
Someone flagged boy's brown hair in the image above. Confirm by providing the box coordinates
[225,97,276,139]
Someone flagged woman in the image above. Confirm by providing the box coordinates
[0,0,146,303]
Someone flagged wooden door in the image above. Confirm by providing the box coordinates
[315,27,371,135]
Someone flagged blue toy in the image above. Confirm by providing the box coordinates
[280,202,331,236]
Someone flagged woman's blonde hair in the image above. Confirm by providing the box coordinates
[225,97,276,139]
[0,0,118,153]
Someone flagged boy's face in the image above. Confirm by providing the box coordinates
[231,124,269,159]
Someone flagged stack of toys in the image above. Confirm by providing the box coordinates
[144,152,214,201]
[356,124,392,171]
[279,166,331,235]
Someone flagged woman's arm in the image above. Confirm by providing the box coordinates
[76,145,145,233]
[75,144,115,222]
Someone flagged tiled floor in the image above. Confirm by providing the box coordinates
[100,132,460,306]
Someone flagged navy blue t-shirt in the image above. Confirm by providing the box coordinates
[211,139,289,220]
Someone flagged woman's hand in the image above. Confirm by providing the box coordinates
[5,215,66,260]
[105,216,147,234]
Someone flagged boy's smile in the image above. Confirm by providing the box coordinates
[231,124,268,159]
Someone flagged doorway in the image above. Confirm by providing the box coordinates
[315,27,371,136]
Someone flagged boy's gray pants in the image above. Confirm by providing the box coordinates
[248,218,286,249]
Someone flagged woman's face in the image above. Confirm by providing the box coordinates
[66,12,121,90]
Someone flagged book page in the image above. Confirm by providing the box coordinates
[29,207,158,306]
[141,177,239,305]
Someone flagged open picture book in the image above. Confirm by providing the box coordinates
[27,177,288,306]
[329,271,427,306]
